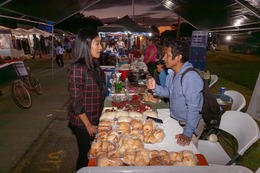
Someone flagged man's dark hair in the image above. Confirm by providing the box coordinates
[165,41,190,63]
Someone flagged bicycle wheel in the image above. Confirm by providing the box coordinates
[30,76,43,95]
[11,81,32,109]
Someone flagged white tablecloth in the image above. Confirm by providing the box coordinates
[144,109,199,154]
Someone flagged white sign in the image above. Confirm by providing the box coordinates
[247,72,260,120]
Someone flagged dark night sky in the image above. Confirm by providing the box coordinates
[82,0,180,27]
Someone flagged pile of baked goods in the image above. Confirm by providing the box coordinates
[88,109,198,167]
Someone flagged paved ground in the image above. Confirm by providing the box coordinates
[0,56,78,173]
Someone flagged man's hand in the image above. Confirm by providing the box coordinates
[175,134,192,146]
[146,77,156,90]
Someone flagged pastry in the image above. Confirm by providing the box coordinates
[181,150,197,166]
[130,119,143,130]
[106,131,119,143]
[129,111,143,119]
[98,120,113,132]
[169,151,182,162]
[149,156,163,166]
[100,111,116,121]
[153,129,165,143]
[97,131,108,141]
[149,150,160,158]
[159,150,171,165]
[116,111,129,118]
[96,155,110,166]
[117,116,132,123]
[117,122,131,133]
[109,157,123,166]
[143,119,156,132]
[134,148,150,166]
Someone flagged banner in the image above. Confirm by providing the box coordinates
[189,30,208,71]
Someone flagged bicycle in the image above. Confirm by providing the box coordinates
[11,61,43,109]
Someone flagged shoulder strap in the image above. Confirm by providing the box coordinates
[180,67,201,86]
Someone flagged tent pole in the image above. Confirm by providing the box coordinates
[176,17,181,38]
[51,26,54,79]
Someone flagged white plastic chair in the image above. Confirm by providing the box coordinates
[198,111,260,165]
[225,90,246,111]
[209,74,218,87]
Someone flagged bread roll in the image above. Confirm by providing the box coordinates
[143,119,156,132]
[97,131,108,141]
[100,111,116,121]
[130,119,143,130]
[101,141,110,152]
[98,120,113,132]
[144,134,156,144]
[108,150,122,158]
[117,116,132,123]
[159,150,171,165]
[109,157,124,166]
[123,150,136,166]
[88,141,102,159]
[106,131,119,143]
[117,122,131,133]
[169,151,182,162]
[149,150,160,158]
[181,150,197,166]
[182,156,197,166]
[99,120,113,127]
[153,129,165,143]
[134,148,150,166]
[129,111,143,119]
[130,130,144,141]
[116,111,129,118]
[96,155,110,166]
[149,156,163,166]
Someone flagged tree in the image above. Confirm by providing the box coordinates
[150,25,160,37]
[55,13,103,34]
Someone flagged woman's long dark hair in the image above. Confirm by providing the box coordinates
[71,27,98,71]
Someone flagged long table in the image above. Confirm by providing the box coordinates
[77,165,254,173]
[144,109,199,153]
[81,106,255,172]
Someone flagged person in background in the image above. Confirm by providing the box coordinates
[67,27,105,171]
[144,37,158,77]
[154,59,173,103]
[146,41,204,147]
[40,35,47,55]
[154,59,168,87]
[130,44,141,59]
[105,42,117,54]
[116,37,125,55]
[54,41,64,67]
[64,38,73,59]
[32,34,42,59]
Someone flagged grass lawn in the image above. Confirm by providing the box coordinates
[205,50,260,171]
